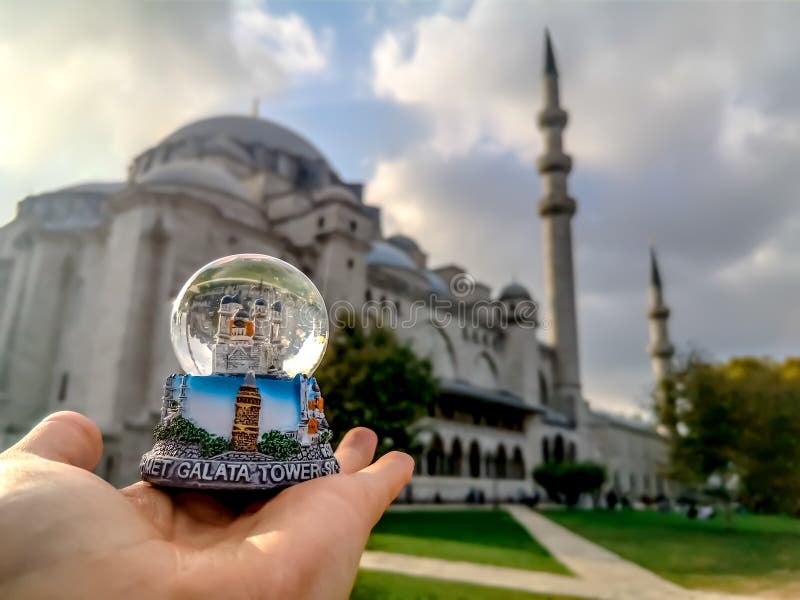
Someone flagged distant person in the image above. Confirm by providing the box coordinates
[655,494,671,512]
[0,412,413,599]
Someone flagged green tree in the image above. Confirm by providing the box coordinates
[315,323,437,456]
[153,415,230,458]
[533,462,606,507]
[658,354,800,514]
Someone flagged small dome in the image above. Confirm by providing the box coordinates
[50,182,126,196]
[272,301,282,312]
[387,234,420,254]
[367,240,417,270]
[499,282,532,301]
[221,295,237,304]
[136,160,251,202]
[234,309,250,319]
[254,298,266,306]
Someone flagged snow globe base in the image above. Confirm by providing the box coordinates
[140,372,339,491]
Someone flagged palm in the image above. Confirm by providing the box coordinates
[0,413,412,600]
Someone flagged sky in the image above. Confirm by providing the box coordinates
[2,1,800,415]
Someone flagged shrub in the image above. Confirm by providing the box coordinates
[258,430,301,460]
[154,415,230,458]
[200,435,231,458]
[533,462,606,507]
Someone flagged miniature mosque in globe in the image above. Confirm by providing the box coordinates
[0,32,674,500]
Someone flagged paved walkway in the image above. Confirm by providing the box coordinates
[359,505,757,600]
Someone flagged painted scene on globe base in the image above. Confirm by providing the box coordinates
[1,2,800,599]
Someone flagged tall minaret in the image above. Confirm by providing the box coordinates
[538,29,581,417]
[647,247,674,383]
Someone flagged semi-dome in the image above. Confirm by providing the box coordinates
[367,240,417,270]
[367,240,449,297]
[161,115,326,163]
[136,160,251,202]
[499,282,532,301]
[387,234,420,254]
[422,270,450,297]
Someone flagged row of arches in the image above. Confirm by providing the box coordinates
[419,435,527,480]
[541,434,577,463]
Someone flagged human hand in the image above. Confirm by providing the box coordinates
[0,411,413,599]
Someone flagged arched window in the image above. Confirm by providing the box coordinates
[511,447,525,479]
[554,435,565,463]
[426,436,444,476]
[495,445,508,479]
[484,453,495,478]
[469,441,481,478]
[542,438,550,463]
[364,289,372,302]
[629,473,637,493]
[450,439,463,476]
[567,442,576,462]
[538,371,549,406]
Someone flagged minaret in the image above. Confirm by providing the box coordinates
[647,247,674,383]
[537,29,581,417]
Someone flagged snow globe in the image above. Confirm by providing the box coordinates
[140,254,339,490]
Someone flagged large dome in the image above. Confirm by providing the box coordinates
[161,115,326,162]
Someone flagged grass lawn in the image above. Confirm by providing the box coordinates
[543,509,800,596]
[367,509,570,574]
[351,570,586,600]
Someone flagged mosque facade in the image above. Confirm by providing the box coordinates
[0,33,674,501]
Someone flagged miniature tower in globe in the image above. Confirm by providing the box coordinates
[231,371,262,452]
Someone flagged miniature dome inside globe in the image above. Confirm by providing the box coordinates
[171,254,328,378]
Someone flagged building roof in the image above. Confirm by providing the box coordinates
[439,378,540,413]
[161,115,326,162]
[136,160,251,202]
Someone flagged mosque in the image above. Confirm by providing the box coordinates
[0,33,674,499]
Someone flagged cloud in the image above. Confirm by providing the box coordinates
[0,0,331,223]
[367,1,800,412]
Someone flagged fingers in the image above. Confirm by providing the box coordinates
[334,427,378,474]
[350,451,414,526]
[7,411,103,471]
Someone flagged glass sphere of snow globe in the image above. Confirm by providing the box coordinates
[170,254,329,378]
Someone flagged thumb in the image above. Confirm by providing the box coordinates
[7,411,103,471]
